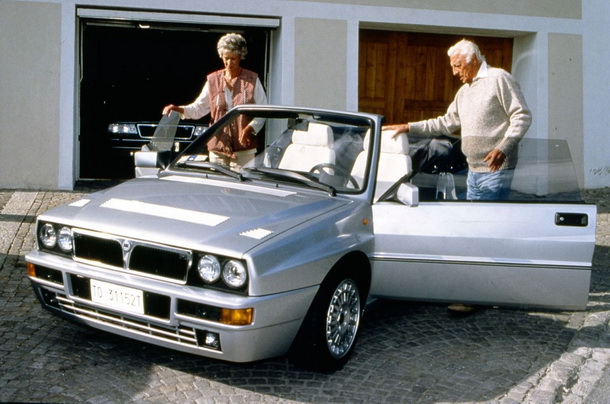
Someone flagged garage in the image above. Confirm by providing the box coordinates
[358,30,514,125]
[77,9,276,180]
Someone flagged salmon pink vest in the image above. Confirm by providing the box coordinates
[206,68,258,157]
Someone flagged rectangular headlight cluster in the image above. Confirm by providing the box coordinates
[108,123,138,135]
[36,222,250,297]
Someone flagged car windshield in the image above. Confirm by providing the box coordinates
[172,107,375,194]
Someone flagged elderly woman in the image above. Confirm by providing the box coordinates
[163,33,267,169]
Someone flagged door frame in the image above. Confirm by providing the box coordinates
[75,8,279,180]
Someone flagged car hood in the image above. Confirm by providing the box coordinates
[40,176,351,255]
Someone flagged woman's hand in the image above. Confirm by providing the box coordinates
[162,104,184,116]
[240,125,255,141]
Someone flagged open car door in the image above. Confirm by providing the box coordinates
[369,138,597,310]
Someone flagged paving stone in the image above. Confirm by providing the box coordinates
[0,187,609,402]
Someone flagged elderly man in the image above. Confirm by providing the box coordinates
[386,39,532,200]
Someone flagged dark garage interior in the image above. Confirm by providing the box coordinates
[79,20,269,179]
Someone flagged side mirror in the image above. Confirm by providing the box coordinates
[134,150,159,169]
[397,183,419,207]
[134,150,171,178]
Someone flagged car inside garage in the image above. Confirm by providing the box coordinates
[78,16,270,179]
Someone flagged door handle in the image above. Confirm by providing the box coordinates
[555,212,588,227]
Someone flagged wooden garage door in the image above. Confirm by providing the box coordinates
[358,31,513,125]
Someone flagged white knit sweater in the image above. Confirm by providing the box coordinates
[409,66,532,172]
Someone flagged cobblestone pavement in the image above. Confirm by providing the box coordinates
[1,187,609,403]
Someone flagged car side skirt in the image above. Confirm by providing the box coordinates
[369,258,591,310]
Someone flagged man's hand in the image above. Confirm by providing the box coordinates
[484,149,506,172]
[383,123,410,139]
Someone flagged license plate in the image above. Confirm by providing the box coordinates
[90,279,144,315]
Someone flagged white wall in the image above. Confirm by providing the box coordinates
[294,18,348,109]
[583,0,610,189]
[0,1,61,189]
[549,33,584,187]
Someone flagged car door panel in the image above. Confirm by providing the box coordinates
[370,201,597,310]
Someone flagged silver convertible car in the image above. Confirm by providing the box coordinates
[26,105,596,371]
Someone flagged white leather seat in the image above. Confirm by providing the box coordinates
[351,130,412,200]
[278,123,335,171]
[350,135,370,188]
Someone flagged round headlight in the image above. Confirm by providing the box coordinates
[197,255,221,284]
[222,260,248,289]
[57,227,73,253]
[39,223,57,249]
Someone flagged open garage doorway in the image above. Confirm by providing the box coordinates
[78,14,272,180]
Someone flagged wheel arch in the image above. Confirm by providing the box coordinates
[288,249,371,372]
[327,250,371,305]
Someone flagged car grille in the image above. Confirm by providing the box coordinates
[73,231,192,283]
[138,123,195,139]
[55,293,201,348]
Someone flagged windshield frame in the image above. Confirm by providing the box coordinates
[169,105,381,199]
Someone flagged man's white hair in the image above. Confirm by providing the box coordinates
[217,33,248,60]
[448,39,485,64]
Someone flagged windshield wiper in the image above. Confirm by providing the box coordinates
[177,161,245,181]
[244,167,336,196]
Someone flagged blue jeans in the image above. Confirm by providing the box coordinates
[467,169,515,201]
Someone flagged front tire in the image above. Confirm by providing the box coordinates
[290,269,364,372]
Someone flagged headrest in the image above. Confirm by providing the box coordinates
[362,129,409,154]
[291,123,333,147]
[380,129,409,154]
[362,131,371,151]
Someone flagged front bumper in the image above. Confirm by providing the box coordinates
[26,250,317,363]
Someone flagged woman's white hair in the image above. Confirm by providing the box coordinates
[217,33,248,60]
[447,39,485,64]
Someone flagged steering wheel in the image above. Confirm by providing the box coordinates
[309,163,359,189]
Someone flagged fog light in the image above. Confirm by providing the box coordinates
[40,289,60,308]
[220,308,253,325]
[204,332,220,350]
[196,330,221,350]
